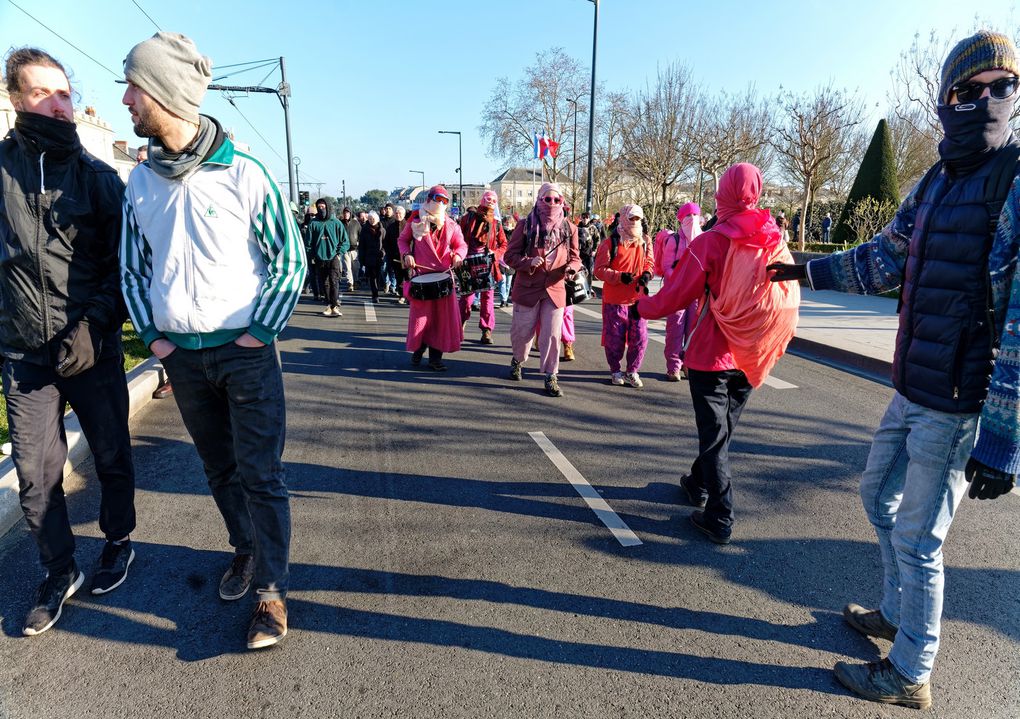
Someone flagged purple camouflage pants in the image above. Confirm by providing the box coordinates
[602,303,648,374]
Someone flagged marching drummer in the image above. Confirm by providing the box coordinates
[458,190,508,345]
[398,185,467,371]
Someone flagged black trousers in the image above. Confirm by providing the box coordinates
[4,353,136,573]
[364,262,383,300]
[686,368,753,536]
[315,256,342,308]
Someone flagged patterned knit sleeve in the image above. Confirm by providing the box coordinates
[804,187,920,295]
[972,175,1020,474]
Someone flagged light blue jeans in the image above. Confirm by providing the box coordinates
[859,391,976,683]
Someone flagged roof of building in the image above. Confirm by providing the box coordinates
[491,167,543,183]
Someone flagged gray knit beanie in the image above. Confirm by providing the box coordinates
[123,32,212,123]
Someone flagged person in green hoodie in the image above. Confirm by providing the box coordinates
[307,197,349,317]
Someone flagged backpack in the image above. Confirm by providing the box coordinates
[694,228,800,388]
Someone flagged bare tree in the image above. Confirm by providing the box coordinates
[478,48,588,181]
[690,86,774,206]
[622,61,699,228]
[772,85,864,250]
[590,91,630,216]
[888,107,939,193]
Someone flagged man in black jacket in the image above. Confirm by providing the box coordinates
[0,48,136,635]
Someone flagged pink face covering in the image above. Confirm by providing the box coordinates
[535,183,565,231]
[617,204,644,240]
[680,214,702,242]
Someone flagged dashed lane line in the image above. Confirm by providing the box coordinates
[529,431,642,547]
[364,302,377,323]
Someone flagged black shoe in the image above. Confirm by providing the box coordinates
[219,553,255,601]
[411,349,425,366]
[690,511,731,545]
[509,358,522,381]
[427,361,448,372]
[23,563,85,636]
[90,540,135,595]
[679,474,708,508]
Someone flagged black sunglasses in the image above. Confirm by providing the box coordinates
[951,76,1020,103]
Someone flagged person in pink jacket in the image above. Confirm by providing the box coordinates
[504,182,581,397]
[653,202,702,381]
[398,185,467,371]
[637,163,779,545]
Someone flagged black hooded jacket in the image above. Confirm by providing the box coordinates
[0,114,126,366]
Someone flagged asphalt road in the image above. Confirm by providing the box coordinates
[0,290,1017,719]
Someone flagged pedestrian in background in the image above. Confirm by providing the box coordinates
[306,197,348,318]
[654,202,702,381]
[358,211,385,303]
[341,206,360,292]
[595,204,654,388]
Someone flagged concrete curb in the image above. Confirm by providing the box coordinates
[0,356,166,538]
[786,336,894,386]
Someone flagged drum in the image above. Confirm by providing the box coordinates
[409,272,454,301]
[459,252,495,294]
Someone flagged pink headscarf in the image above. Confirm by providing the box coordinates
[533,182,564,232]
[480,190,498,208]
[617,204,644,241]
[676,202,701,222]
[710,163,780,249]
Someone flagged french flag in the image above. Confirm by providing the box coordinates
[535,131,560,160]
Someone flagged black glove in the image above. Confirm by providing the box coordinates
[56,319,102,378]
[637,271,652,286]
[620,272,634,285]
[629,303,642,320]
[964,457,1016,500]
[766,263,807,282]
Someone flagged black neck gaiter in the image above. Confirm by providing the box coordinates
[938,96,1015,175]
[14,111,81,160]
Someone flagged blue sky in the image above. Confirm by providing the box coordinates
[3,0,1016,198]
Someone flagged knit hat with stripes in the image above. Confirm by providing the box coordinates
[940,30,1019,104]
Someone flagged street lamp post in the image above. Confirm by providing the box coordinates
[438,131,462,214]
[409,170,425,204]
[585,0,599,214]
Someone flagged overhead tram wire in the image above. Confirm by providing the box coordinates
[6,0,120,79]
[212,61,279,83]
[223,95,286,164]
[130,0,162,31]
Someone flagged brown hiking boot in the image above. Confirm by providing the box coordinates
[843,602,898,642]
[480,329,493,344]
[218,553,254,601]
[246,599,287,650]
[834,658,931,710]
[561,341,575,361]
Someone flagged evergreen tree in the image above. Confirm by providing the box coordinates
[832,119,900,245]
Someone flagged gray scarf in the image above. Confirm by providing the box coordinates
[147,115,218,180]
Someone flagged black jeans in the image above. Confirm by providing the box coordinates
[3,353,135,573]
[364,262,383,300]
[161,341,291,601]
[686,368,753,536]
[315,256,342,308]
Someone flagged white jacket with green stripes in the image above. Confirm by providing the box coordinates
[120,137,306,350]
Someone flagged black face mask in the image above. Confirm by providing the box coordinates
[14,110,80,159]
[316,208,327,219]
[937,95,1015,174]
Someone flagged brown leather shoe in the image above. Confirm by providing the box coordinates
[561,341,575,361]
[151,382,174,400]
[246,599,287,649]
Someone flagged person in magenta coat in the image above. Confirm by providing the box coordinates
[504,182,581,397]
[398,185,467,371]
[653,202,702,380]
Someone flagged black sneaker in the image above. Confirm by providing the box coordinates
[90,540,135,595]
[23,563,85,636]
[219,553,255,601]
[679,474,708,508]
[690,511,731,545]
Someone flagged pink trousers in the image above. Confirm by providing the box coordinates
[510,297,564,376]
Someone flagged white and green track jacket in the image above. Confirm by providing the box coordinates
[120,138,306,349]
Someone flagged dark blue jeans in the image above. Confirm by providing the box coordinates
[3,353,135,574]
[162,341,290,601]
[686,368,753,536]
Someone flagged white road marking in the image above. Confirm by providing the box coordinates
[528,431,642,547]
[762,376,797,389]
[364,302,377,323]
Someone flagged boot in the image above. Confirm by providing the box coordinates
[561,341,575,361]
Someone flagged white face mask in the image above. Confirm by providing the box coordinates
[681,215,702,242]
[422,200,447,225]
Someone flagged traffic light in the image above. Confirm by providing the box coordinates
[299,190,309,206]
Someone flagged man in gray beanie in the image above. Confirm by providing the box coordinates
[121,32,306,650]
